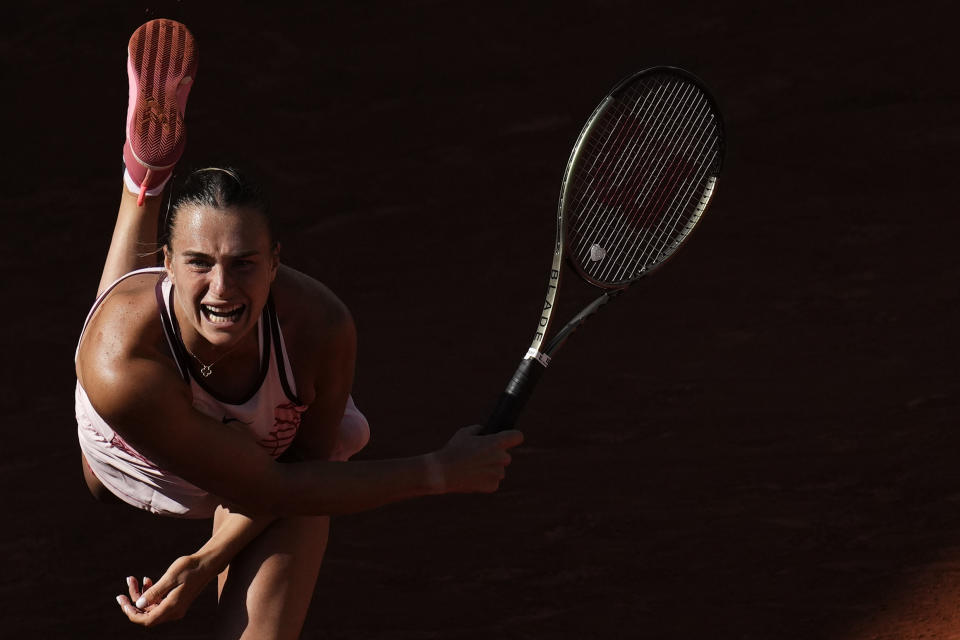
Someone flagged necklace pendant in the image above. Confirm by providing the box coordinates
[200,364,213,378]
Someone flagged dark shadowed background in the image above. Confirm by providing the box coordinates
[2,1,959,638]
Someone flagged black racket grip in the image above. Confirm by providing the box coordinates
[481,357,546,434]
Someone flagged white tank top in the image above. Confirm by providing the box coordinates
[155,271,306,455]
[76,268,369,518]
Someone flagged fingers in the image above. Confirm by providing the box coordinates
[461,425,524,448]
[116,593,156,625]
[125,575,141,602]
[136,577,153,608]
[136,576,157,609]
[116,594,137,618]
[136,572,175,609]
[121,575,152,616]
[480,465,507,493]
[494,429,524,449]
[479,450,511,492]
[452,425,523,449]
[124,575,156,609]
[116,594,168,627]
[115,584,182,627]
[116,574,167,626]
[436,425,524,494]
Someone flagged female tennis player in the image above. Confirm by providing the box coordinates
[76,19,522,638]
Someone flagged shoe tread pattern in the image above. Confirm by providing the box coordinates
[127,19,197,167]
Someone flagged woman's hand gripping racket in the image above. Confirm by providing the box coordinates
[481,67,726,434]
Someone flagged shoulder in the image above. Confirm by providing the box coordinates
[272,265,355,342]
[76,272,189,418]
[270,266,356,401]
[77,272,166,367]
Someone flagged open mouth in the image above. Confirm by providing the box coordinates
[201,303,246,325]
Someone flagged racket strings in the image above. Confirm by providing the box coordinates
[594,100,718,280]
[588,81,705,278]
[566,73,722,285]
[568,87,680,278]
[595,82,693,222]
[571,80,678,260]
[581,83,668,211]
[621,95,720,275]
[580,78,716,281]
[575,93,675,254]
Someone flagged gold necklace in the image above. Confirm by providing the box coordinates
[187,341,246,378]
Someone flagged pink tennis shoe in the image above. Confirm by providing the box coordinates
[122,19,197,205]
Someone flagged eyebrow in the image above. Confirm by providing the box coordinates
[182,250,261,260]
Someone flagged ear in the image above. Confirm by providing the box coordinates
[163,245,175,284]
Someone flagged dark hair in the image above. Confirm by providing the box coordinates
[163,166,274,249]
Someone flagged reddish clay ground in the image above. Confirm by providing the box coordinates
[3,1,960,638]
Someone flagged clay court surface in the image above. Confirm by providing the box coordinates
[3,2,959,638]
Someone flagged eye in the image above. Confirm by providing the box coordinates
[187,258,212,270]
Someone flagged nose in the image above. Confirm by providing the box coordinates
[209,264,233,297]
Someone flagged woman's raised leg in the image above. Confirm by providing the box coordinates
[97,187,166,296]
[98,18,198,296]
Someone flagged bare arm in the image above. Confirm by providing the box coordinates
[116,507,274,625]
[84,343,520,517]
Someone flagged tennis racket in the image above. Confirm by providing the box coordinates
[482,66,725,434]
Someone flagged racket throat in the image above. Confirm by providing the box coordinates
[543,289,623,355]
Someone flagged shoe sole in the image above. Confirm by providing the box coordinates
[126,19,197,170]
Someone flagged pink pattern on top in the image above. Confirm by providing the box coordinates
[257,402,305,457]
[109,431,172,475]
[110,433,152,465]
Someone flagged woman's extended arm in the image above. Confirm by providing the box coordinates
[83,339,521,517]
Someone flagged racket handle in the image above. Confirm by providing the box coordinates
[481,357,545,434]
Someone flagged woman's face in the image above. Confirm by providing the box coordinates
[163,204,278,350]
